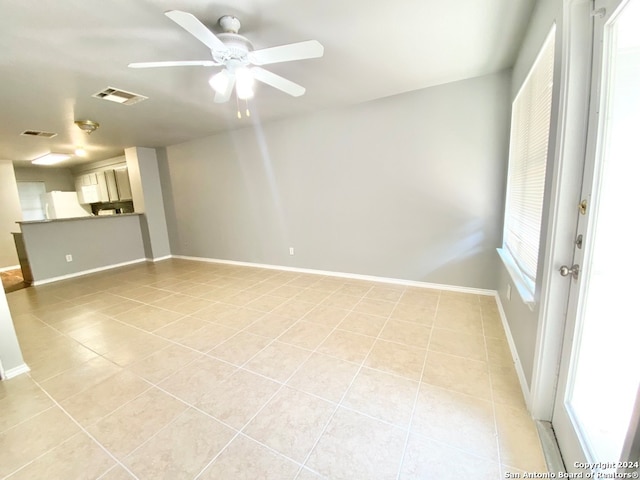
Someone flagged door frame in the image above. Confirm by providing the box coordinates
[551,0,640,468]
[528,0,594,421]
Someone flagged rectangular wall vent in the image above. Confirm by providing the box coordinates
[21,130,57,138]
[92,87,148,106]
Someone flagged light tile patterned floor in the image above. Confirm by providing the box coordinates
[1,259,547,479]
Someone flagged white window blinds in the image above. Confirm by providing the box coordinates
[503,27,556,295]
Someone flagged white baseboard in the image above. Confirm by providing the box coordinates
[495,293,532,408]
[148,255,172,263]
[1,363,30,380]
[31,258,148,286]
[0,265,20,273]
[171,255,497,296]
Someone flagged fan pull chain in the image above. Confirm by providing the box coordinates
[235,98,251,119]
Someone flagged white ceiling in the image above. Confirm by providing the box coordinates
[0,0,535,167]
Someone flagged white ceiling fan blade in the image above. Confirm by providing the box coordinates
[252,67,305,97]
[214,74,236,103]
[249,40,323,66]
[128,60,216,68]
[164,10,227,53]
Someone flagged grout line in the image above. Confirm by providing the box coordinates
[480,301,505,472]
[394,290,440,480]
[293,285,403,478]
[11,380,145,480]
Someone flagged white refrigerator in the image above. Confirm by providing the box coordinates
[42,191,92,219]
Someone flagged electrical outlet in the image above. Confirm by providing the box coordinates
[506,284,512,301]
[289,247,294,256]
[65,254,73,262]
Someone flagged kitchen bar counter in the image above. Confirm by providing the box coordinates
[17,212,142,225]
[18,213,147,284]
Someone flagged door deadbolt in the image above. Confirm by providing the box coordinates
[559,264,580,280]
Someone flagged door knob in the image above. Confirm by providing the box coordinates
[559,264,580,280]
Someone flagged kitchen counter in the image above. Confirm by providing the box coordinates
[11,232,33,284]
[17,213,147,284]
[17,212,142,225]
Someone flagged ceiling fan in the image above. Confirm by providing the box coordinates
[129,10,324,104]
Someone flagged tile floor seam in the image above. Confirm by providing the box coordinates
[394,290,440,480]
[1,430,109,480]
[331,402,414,431]
[481,305,506,473]
[28,316,206,387]
[420,348,492,364]
[226,280,374,379]
[293,290,403,477]
[116,403,230,478]
[60,374,158,423]
[14,378,144,480]
[60,368,159,407]
[95,464,129,479]
[40,301,269,384]
[0,404,61,444]
[148,379,242,430]
[96,287,216,318]
[192,431,308,480]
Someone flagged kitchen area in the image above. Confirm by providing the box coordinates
[1,146,170,380]
[5,152,153,287]
[0,147,171,290]
[17,155,136,221]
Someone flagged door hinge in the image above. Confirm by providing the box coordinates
[576,234,583,249]
[579,199,588,215]
[591,7,606,18]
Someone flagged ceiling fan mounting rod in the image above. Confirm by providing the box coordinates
[218,15,241,34]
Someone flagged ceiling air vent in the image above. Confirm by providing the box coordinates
[92,87,148,106]
[21,130,57,138]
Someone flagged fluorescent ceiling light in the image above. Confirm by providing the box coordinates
[101,94,129,104]
[32,153,71,165]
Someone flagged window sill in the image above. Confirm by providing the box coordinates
[497,248,536,310]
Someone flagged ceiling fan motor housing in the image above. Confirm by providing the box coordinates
[212,33,253,65]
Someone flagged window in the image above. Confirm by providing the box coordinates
[499,27,556,304]
[16,181,46,221]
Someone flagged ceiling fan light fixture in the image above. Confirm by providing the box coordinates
[235,67,254,100]
[209,71,230,94]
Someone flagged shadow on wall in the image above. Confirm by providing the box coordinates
[416,218,488,283]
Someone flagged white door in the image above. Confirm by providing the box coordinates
[553,0,640,474]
